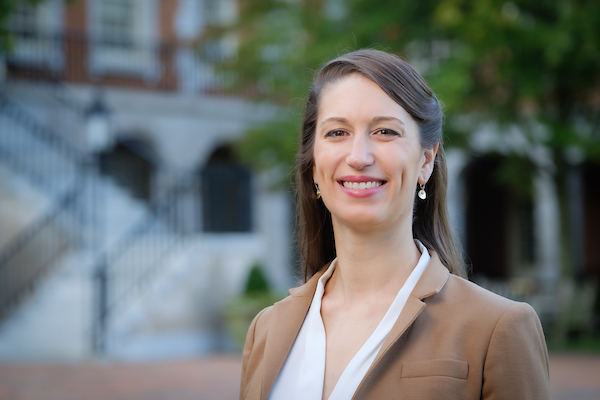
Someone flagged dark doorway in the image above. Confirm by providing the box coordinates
[100,138,155,201]
[464,156,536,279]
[583,162,600,278]
[200,145,252,233]
[464,157,509,278]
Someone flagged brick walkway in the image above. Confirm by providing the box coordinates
[0,354,598,399]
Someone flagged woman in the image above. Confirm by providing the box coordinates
[240,49,550,400]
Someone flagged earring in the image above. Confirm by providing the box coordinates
[418,183,427,200]
[315,184,321,199]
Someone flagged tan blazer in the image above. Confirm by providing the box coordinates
[240,253,550,400]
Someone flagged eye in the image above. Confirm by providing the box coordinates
[375,128,400,136]
[325,129,346,137]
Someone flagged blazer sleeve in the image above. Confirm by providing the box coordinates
[482,302,550,400]
[240,306,271,400]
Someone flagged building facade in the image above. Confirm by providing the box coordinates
[0,0,293,360]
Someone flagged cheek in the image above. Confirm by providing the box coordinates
[394,148,423,184]
[312,145,330,180]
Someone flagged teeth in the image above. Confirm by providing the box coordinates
[343,181,382,189]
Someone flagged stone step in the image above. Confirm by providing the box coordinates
[0,250,94,361]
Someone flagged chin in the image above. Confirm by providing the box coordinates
[334,212,388,230]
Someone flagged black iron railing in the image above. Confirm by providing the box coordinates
[1,80,202,357]
[0,87,199,350]
[0,92,89,322]
[0,186,81,320]
[0,91,86,190]
[0,27,245,354]
[92,180,195,352]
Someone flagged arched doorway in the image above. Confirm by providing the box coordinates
[582,162,600,279]
[99,137,156,202]
[200,145,252,233]
[464,156,536,279]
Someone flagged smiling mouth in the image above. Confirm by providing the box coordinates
[341,181,386,190]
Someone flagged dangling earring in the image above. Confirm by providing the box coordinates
[418,183,427,200]
[315,184,321,199]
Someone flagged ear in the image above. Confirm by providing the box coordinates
[418,144,438,185]
[312,164,317,186]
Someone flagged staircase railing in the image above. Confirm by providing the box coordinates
[0,185,83,320]
[1,84,199,347]
[92,179,196,352]
[2,27,213,355]
[0,91,86,190]
[0,92,90,323]
[19,80,201,353]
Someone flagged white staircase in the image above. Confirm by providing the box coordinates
[0,84,189,361]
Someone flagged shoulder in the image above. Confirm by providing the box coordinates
[423,273,546,349]
[245,278,313,342]
[440,274,548,367]
[441,273,532,318]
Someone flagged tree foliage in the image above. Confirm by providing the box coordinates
[225,0,600,187]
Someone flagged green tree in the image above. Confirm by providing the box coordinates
[229,0,599,172]
[225,0,600,276]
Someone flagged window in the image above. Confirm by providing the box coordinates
[174,0,238,92]
[88,0,159,80]
[202,0,238,62]
[204,0,237,26]
[9,4,37,37]
[97,0,135,49]
[6,0,64,71]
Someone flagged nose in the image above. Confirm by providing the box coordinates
[346,134,374,169]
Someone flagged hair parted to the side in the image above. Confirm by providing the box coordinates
[296,49,466,282]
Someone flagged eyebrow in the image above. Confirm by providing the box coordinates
[372,116,405,125]
[319,117,348,128]
[318,116,405,128]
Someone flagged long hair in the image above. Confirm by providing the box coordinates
[296,49,466,281]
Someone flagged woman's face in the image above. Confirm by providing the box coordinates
[312,73,437,233]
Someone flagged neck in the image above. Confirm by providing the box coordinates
[327,219,421,300]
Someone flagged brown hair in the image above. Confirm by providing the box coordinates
[296,49,466,281]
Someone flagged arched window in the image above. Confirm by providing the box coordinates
[200,145,252,232]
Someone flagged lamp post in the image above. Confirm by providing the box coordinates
[86,94,111,155]
[86,93,110,355]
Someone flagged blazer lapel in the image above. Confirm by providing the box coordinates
[260,268,328,400]
[353,253,450,398]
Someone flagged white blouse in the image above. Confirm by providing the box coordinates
[269,240,431,400]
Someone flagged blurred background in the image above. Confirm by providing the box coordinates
[0,0,598,399]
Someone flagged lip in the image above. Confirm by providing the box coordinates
[338,175,387,198]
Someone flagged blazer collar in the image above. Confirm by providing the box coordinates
[411,251,450,300]
[258,256,449,400]
[353,252,450,398]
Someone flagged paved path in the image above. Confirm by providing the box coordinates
[0,354,598,399]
